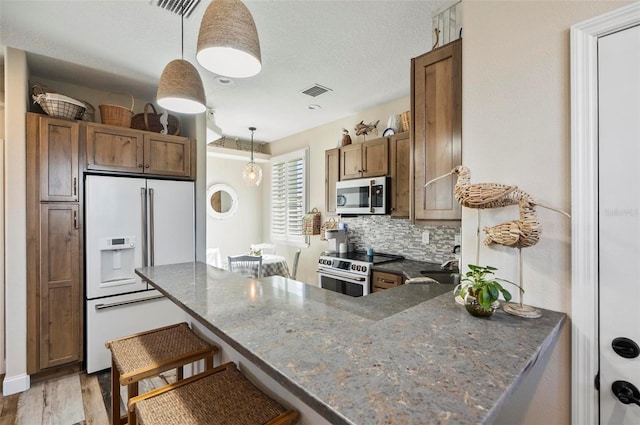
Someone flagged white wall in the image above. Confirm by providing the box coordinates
[1,69,5,375]
[206,153,264,261]
[3,46,29,395]
[463,1,630,423]
[267,97,410,285]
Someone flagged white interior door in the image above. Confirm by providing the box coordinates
[599,24,640,424]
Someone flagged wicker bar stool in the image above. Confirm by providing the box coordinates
[105,322,219,425]
[129,362,299,425]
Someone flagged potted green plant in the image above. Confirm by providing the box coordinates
[455,264,522,317]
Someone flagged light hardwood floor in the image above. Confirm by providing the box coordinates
[0,371,175,425]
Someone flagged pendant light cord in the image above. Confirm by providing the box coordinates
[181,2,184,60]
[249,127,256,162]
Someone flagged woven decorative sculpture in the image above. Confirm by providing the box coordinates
[426,165,568,248]
[425,165,571,319]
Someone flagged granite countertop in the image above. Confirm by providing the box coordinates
[136,262,565,425]
[372,258,448,279]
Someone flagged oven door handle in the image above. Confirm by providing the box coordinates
[316,269,367,282]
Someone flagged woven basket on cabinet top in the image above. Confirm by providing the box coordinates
[32,85,86,120]
[99,93,134,128]
[131,103,180,135]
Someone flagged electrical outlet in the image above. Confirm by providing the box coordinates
[454,233,461,245]
[422,230,430,244]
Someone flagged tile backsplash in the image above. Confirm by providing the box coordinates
[340,216,460,263]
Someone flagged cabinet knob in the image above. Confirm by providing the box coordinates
[138,164,144,168]
[145,164,150,168]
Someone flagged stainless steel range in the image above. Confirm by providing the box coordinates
[317,251,404,297]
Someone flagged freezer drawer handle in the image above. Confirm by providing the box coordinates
[94,294,165,311]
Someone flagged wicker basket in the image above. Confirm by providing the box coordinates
[99,93,134,128]
[320,218,338,241]
[131,103,180,135]
[79,100,96,122]
[302,208,321,236]
[400,110,411,132]
[32,85,85,120]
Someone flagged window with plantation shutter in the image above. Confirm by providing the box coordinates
[270,148,309,246]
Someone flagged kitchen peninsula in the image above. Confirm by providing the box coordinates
[135,262,565,424]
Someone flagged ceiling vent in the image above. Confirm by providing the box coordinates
[156,0,201,18]
[301,84,332,97]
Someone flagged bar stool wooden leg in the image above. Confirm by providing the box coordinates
[206,354,214,370]
[176,366,184,381]
[127,382,139,425]
[111,358,121,425]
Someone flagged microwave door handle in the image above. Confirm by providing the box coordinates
[369,180,374,213]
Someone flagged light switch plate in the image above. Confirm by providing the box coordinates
[422,230,430,244]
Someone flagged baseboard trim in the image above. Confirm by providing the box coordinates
[2,373,30,396]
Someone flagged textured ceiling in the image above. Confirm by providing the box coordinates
[1,0,448,142]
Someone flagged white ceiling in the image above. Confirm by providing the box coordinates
[1,0,449,143]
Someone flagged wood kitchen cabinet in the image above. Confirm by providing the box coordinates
[26,113,83,375]
[39,203,81,369]
[37,116,80,202]
[412,39,462,222]
[389,131,411,218]
[340,137,389,180]
[86,122,194,179]
[372,270,404,293]
[325,148,340,212]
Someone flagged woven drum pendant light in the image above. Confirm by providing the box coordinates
[242,127,262,186]
[197,0,262,78]
[157,4,207,114]
[157,59,206,113]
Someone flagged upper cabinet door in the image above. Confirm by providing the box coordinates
[144,133,192,177]
[361,137,389,178]
[325,148,340,212]
[390,132,411,218]
[39,117,79,202]
[412,39,462,221]
[340,144,363,180]
[86,123,144,173]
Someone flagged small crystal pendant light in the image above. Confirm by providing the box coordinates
[242,127,262,186]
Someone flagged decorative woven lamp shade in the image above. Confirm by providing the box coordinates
[157,59,207,114]
[196,0,262,78]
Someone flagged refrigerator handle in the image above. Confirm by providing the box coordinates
[141,187,148,267]
[149,188,155,266]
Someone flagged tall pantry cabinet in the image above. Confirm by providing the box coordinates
[412,39,462,222]
[26,113,83,374]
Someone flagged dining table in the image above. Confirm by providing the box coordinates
[224,254,291,278]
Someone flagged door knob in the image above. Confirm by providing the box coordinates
[612,337,640,358]
[612,380,640,406]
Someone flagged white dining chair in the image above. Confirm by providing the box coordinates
[290,249,301,280]
[250,243,276,255]
[228,255,263,279]
[206,247,222,268]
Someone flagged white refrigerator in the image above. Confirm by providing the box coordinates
[85,175,194,373]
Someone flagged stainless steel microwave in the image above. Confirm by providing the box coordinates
[335,177,388,215]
